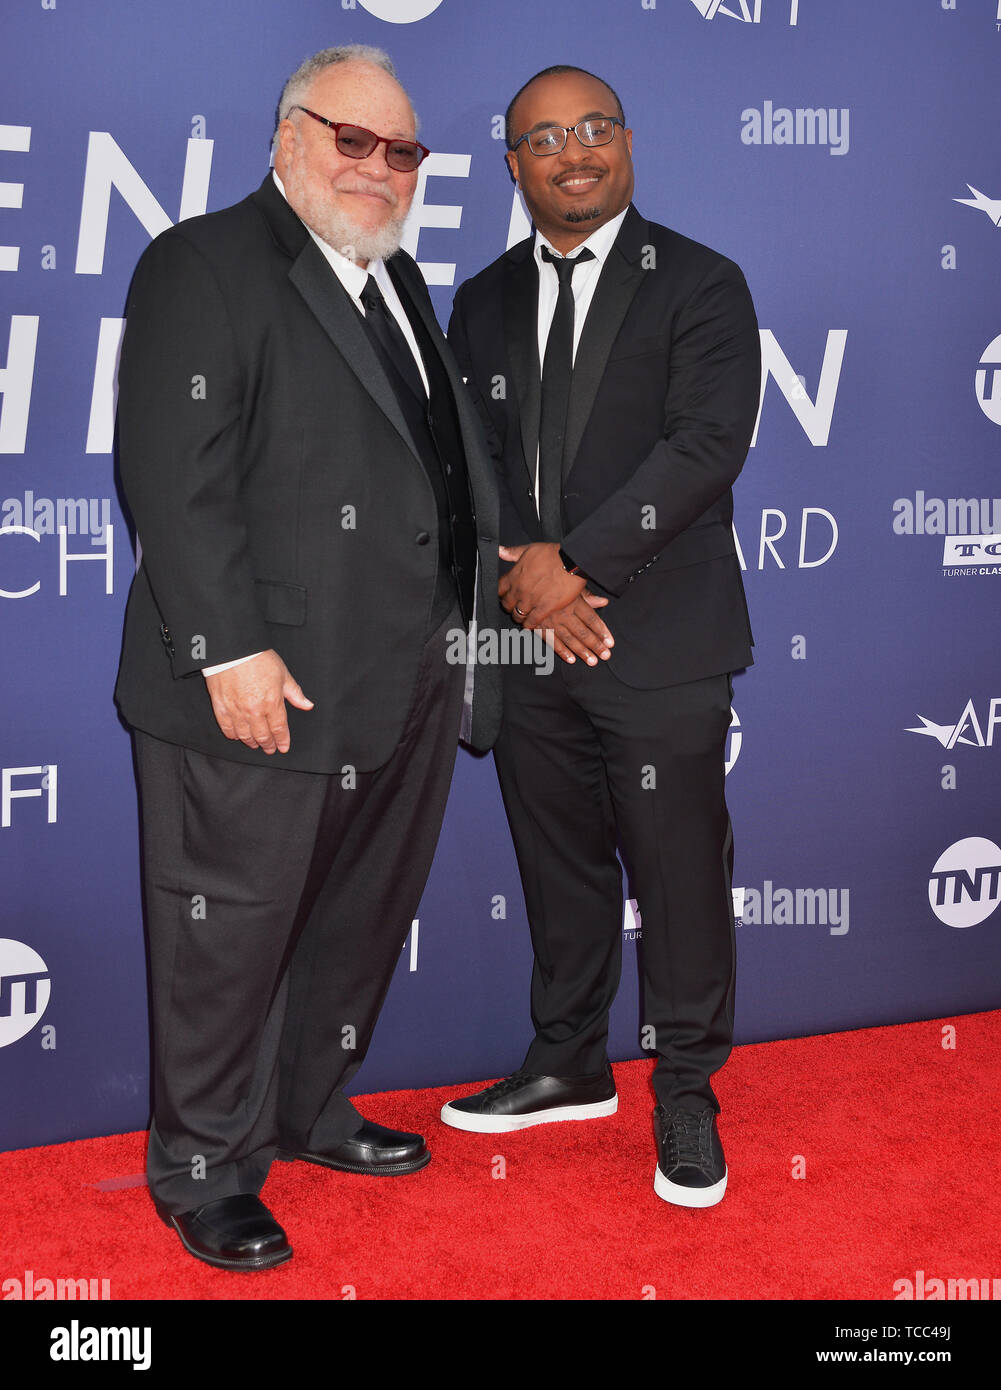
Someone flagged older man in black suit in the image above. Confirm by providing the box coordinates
[443,66,760,1208]
[115,45,500,1269]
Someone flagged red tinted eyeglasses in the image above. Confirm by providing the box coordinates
[291,106,430,172]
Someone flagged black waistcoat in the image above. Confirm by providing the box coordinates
[376,266,477,630]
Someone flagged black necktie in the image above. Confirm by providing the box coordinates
[359,274,427,404]
[538,244,595,540]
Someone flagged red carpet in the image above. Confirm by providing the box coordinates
[3,1011,998,1301]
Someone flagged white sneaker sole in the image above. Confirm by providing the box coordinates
[654,1165,727,1208]
[440,1094,618,1133]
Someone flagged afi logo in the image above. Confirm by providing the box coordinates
[928,838,1001,929]
[690,0,799,23]
[355,0,445,20]
[906,699,1001,750]
[0,939,51,1047]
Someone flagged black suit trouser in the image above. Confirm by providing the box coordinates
[133,608,465,1215]
[492,654,736,1113]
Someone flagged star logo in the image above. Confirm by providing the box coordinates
[953,185,1001,229]
[905,716,969,749]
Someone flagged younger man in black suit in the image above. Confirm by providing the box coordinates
[442,66,760,1208]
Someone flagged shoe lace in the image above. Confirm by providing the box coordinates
[480,1070,536,1100]
[663,1109,708,1169]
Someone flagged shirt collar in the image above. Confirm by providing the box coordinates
[271,168,377,301]
[533,205,629,272]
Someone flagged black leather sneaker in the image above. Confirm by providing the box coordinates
[653,1106,727,1207]
[440,1066,617,1132]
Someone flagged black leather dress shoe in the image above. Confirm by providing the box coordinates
[440,1066,617,1132]
[278,1119,430,1175]
[164,1194,292,1271]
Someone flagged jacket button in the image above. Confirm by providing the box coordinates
[415,531,430,545]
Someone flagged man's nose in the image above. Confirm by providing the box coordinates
[355,145,393,175]
[561,133,590,162]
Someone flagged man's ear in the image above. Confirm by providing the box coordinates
[505,149,519,187]
[276,118,298,168]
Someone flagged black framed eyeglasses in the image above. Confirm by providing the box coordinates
[291,106,430,172]
[511,115,624,158]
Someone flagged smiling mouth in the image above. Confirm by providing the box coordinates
[340,186,394,203]
[555,171,604,192]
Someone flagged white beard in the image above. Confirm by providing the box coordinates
[284,165,409,265]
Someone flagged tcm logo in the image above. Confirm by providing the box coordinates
[690,0,799,23]
[975,335,1001,425]
[954,186,1001,231]
[0,939,51,1047]
[906,699,1001,750]
[353,0,445,20]
[942,535,1001,571]
[928,838,1001,928]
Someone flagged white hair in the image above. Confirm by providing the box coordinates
[272,44,417,151]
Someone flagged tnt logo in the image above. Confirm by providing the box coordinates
[976,335,1001,426]
[928,838,1001,928]
[0,939,51,1047]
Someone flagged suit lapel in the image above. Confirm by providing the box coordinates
[503,248,541,495]
[563,206,648,479]
[251,175,422,460]
[287,243,422,461]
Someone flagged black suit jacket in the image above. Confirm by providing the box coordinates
[114,174,501,773]
[448,204,760,689]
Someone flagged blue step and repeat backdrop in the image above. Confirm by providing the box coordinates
[2,0,999,1150]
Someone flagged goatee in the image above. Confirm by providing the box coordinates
[563,206,602,224]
